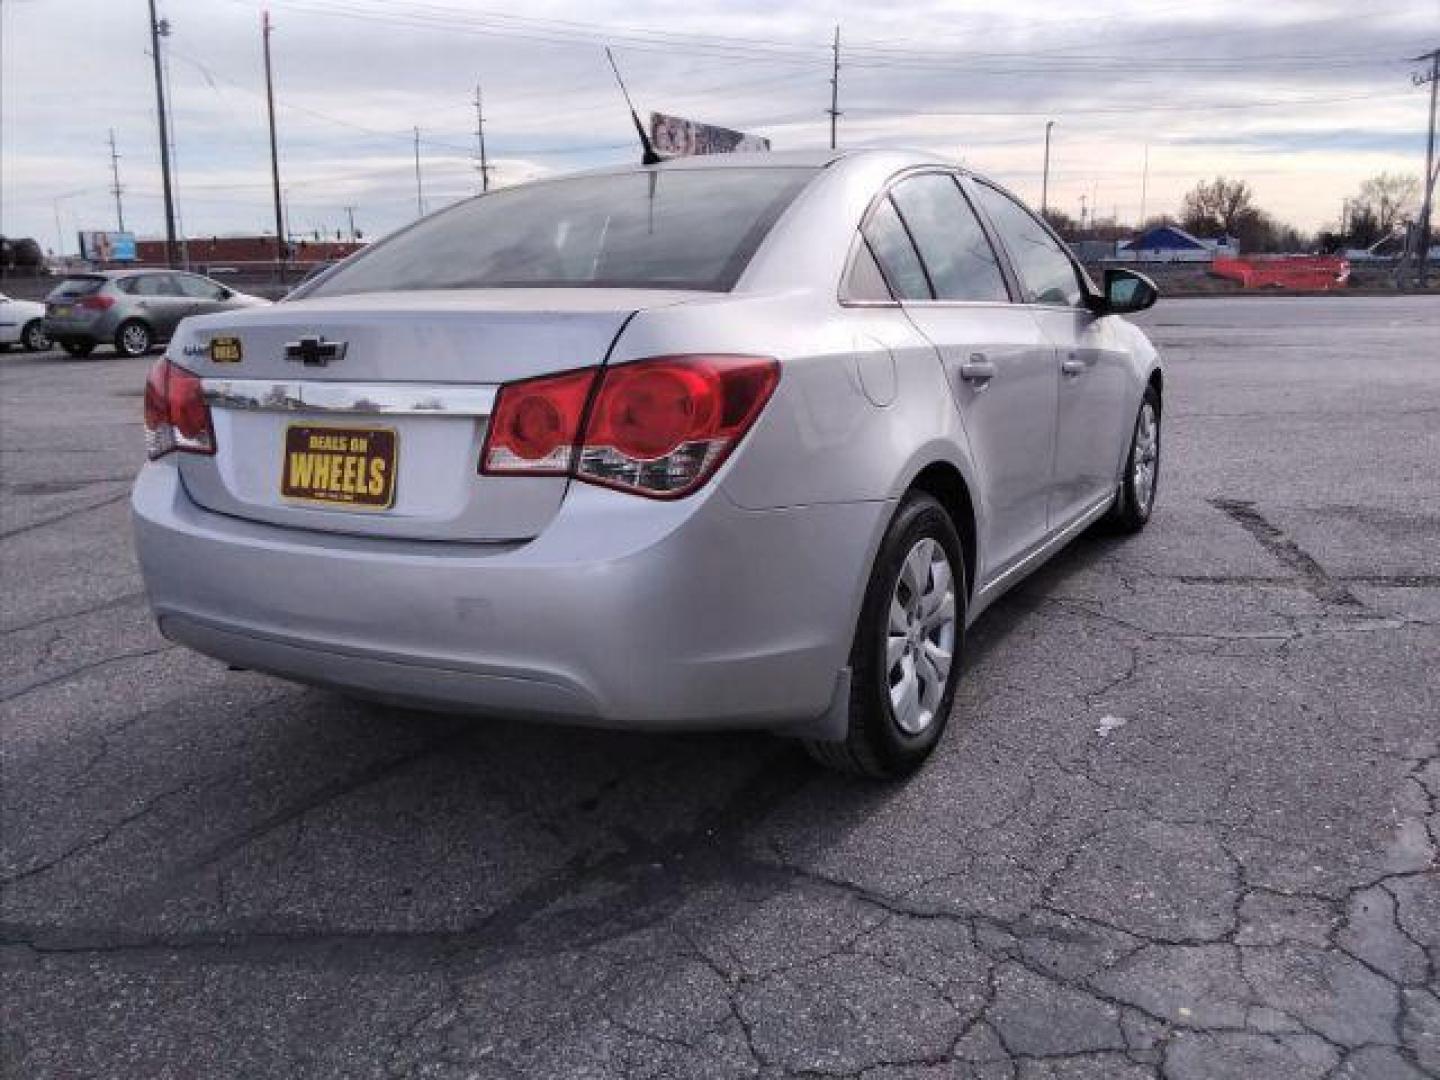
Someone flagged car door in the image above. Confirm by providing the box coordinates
[130,273,189,339]
[138,272,194,339]
[868,171,1058,585]
[967,180,1135,530]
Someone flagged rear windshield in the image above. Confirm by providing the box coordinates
[49,276,105,299]
[303,167,816,297]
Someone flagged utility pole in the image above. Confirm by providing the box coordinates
[413,127,425,217]
[263,9,287,282]
[827,26,841,150]
[1138,143,1149,228]
[473,83,492,193]
[107,129,126,233]
[343,205,358,242]
[147,0,178,267]
[1410,47,1439,287]
[1041,120,1055,214]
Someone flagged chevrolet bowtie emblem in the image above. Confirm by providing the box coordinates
[284,335,346,366]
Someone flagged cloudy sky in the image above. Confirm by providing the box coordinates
[2,0,1436,253]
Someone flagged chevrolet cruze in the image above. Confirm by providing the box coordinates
[132,149,1163,778]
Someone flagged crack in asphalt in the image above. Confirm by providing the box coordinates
[1210,499,1364,607]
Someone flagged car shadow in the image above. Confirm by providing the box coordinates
[11,522,1133,976]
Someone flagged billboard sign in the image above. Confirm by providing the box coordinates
[78,230,137,263]
[650,112,770,158]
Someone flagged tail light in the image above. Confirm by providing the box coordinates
[77,294,115,311]
[481,355,778,499]
[143,359,215,460]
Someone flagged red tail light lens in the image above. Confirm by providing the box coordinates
[481,367,598,474]
[578,356,778,498]
[143,359,215,459]
[77,294,115,311]
[478,355,778,499]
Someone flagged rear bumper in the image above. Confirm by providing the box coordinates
[132,463,889,733]
[45,311,119,345]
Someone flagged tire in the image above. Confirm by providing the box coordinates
[21,319,51,352]
[60,340,95,358]
[114,320,153,358]
[806,492,966,779]
[1106,385,1161,533]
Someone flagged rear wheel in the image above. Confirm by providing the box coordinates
[21,320,50,352]
[115,320,152,358]
[806,493,965,779]
[60,341,95,358]
[1106,385,1161,533]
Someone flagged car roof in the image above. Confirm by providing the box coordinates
[556,146,960,180]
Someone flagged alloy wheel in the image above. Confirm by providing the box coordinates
[121,324,150,356]
[886,537,957,736]
[1132,400,1159,511]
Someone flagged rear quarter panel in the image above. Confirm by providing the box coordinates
[611,291,973,511]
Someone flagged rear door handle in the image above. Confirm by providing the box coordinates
[959,355,997,383]
[1061,356,1087,376]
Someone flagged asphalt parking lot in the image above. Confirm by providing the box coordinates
[2,295,1437,1079]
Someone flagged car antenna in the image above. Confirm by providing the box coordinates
[605,47,661,166]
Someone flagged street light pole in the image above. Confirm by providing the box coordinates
[1041,120,1055,215]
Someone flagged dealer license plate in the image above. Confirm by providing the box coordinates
[281,425,397,509]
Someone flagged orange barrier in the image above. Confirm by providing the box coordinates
[1211,256,1350,291]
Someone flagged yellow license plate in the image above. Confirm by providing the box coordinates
[281,425,397,509]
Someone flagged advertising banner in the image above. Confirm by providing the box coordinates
[650,112,770,158]
[78,230,137,262]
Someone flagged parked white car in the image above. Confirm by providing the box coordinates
[0,292,50,351]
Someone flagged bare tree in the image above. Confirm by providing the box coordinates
[1180,177,1257,237]
[1352,173,1420,237]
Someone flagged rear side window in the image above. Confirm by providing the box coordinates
[862,199,931,300]
[844,241,892,301]
[50,276,104,299]
[133,274,177,297]
[970,183,1084,307]
[305,168,816,296]
[890,174,1008,302]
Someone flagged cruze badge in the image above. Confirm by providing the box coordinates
[285,335,346,367]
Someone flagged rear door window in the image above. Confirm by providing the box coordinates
[889,173,1009,302]
[862,198,931,300]
[134,274,179,297]
[970,182,1084,307]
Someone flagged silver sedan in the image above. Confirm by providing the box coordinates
[132,149,1163,778]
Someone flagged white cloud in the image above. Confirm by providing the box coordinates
[2,0,1434,250]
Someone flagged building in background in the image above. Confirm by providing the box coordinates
[1114,225,1237,263]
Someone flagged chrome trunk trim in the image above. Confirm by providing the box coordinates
[201,379,497,417]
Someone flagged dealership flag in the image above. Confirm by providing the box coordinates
[650,113,770,158]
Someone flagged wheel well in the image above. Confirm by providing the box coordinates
[1148,367,1163,405]
[909,463,977,600]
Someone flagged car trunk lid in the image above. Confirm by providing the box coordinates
[173,288,698,541]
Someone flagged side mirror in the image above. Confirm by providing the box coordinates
[218,288,233,300]
[1095,267,1158,315]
